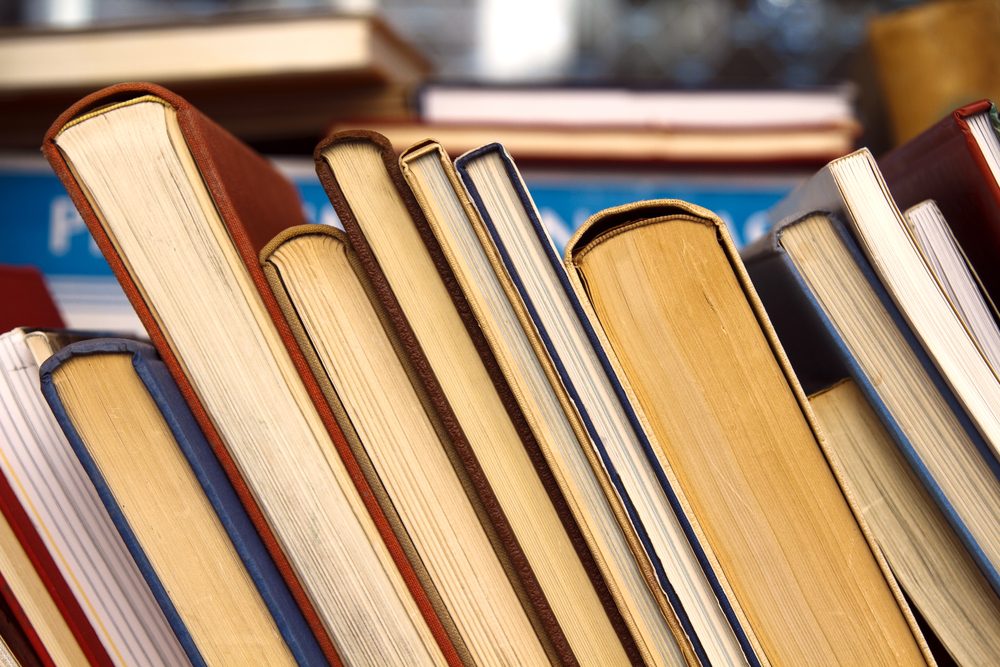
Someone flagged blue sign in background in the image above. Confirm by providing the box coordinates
[0,157,796,281]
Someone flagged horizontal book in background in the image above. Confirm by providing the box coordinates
[39,338,327,667]
[563,199,929,665]
[879,100,1000,305]
[333,120,855,166]
[45,82,459,666]
[263,226,556,665]
[0,154,796,331]
[419,84,856,129]
[0,328,186,666]
[317,130,634,665]
[0,12,427,150]
[808,379,1000,665]
[742,158,1000,593]
[0,264,63,332]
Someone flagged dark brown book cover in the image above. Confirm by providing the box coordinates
[879,99,1000,302]
[42,83,461,667]
[0,265,64,333]
[315,130,642,666]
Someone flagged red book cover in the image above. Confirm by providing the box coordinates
[0,266,64,333]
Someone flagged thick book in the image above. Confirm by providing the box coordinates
[879,100,1000,303]
[0,327,185,666]
[39,338,327,667]
[457,145,754,666]
[808,379,1000,665]
[0,265,63,332]
[263,225,564,665]
[563,199,929,665]
[43,82,458,666]
[399,139,692,667]
[315,130,636,665]
[745,150,1000,593]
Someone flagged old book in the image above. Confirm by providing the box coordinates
[316,130,633,665]
[0,327,184,666]
[746,150,1000,593]
[44,83,457,666]
[399,139,690,667]
[810,379,1000,665]
[457,144,754,666]
[39,338,327,667]
[263,225,557,665]
[879,100,1000,304]
[0,265,63,333]
[772,148,1000,461]
[903,199,1000,369]
[564,200,930,665]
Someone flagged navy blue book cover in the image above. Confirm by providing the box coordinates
[743,214,1000,596]
[39,338,327,667]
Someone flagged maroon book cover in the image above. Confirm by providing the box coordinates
[0,266,64,333]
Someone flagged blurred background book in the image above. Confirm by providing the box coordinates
[0,0,997,331]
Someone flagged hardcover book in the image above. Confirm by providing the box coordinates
[564,199,929,665]
[746,150,1000,594]
[0,327,185,666]
[457,144,753,666]
[40,338,327,667]
[316,130,636,665]
[44,82,458,666]
[399,139,690,667]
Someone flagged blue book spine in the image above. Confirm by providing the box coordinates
[39,338,327,667]
[457,144,761,667]
[743,215,1000,596]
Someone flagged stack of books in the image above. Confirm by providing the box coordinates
[2,79,998,665]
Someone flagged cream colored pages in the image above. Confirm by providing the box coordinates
[0,500,88,667]
[834,153,1000,459]
[400,146,686,667]
[460,151,749,667]
[811,380,1000,666]
[51,352,297,667]
[267,232,548,666]
[55,100,444,666]
[781,214,1000,581]
[572,216,926,666]
[0,329,186,667]
[321,139,629,665]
